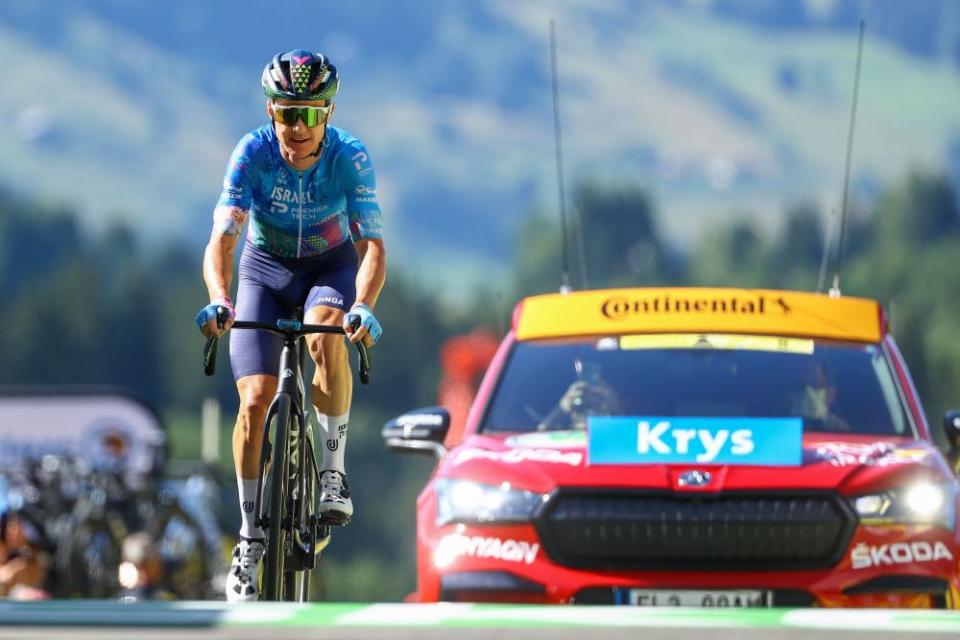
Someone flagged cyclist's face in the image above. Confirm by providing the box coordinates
[268,98,334,164]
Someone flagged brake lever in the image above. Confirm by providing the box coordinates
[202,305,229,377]
[203,334,218,377]
[348,315,371,385]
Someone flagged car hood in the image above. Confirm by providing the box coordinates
[439,431,953,495]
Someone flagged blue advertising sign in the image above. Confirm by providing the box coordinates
[588,417,803,466]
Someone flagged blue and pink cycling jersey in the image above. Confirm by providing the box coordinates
[215,124,382,380]
[216,124,382,257]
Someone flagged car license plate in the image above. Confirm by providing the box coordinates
[626,589,770,607]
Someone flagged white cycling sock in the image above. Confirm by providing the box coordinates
[237,476,264,540]
[315,410,349,474]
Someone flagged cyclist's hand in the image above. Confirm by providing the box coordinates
[344,303,381,347]
[195,297,235,337]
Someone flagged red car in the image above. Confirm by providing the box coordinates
[383,287,960,608]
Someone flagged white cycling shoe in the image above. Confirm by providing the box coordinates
[225,538,265,602]
[319,470,353,523]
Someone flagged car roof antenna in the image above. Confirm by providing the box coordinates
[823,19,866,298]
[816,207,836,293]
[550,18,587,294]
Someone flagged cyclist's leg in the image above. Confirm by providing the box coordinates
[234,374,278,519]
[230,276,285,537]
[304,302,353,518]
[305,302,351,440]
[225,267,285,601]
[302,245,358,518]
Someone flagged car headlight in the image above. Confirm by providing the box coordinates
[435,479,547,525]
[852,482,958,528]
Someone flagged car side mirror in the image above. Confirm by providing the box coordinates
[944,410,960,452]
[382,406,450,459]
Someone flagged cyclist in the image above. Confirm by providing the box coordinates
[195,50,385,601]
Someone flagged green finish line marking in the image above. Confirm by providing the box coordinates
[0,602,958,633]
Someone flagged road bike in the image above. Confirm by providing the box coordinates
[203,313,370,601]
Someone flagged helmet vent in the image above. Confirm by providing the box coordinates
[270,67,287,90]
[309,68,330,92]
[291,62,312,93]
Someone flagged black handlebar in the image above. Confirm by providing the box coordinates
[202,312,371,384]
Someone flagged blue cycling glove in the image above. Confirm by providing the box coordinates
[195,297,235,335]
[345,303,382,345]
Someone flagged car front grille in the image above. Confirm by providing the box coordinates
[535,490,856,571]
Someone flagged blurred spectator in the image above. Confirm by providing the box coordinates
[0,512,50,600]
[118,532,174,601]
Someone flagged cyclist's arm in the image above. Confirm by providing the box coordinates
[354,238,386,308]
[204,206,248,299]
[203,231,237,303]
[200,132,257,335]
[339,137,385,336]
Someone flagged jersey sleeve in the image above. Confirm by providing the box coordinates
[213,134,258,237]
[339,139,384,242]
[216,133,257,211]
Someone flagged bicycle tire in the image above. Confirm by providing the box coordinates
[281,411,303,601]
[296,421,319,602]
[263,394,292,600]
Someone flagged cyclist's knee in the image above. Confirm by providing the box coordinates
[311,334,347,376]
[309,329,346,359]
[237,375,277,420]
[305,304,343,326]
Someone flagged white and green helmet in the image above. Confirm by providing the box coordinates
[261,49,339,101]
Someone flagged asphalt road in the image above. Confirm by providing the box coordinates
[0,626,956,640]
[0,602,958,640]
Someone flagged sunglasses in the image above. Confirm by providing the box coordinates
[271,104,332,128]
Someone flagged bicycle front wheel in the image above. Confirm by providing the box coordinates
[263,394,292,601]
[295,431,320,602]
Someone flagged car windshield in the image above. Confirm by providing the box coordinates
[480,334,912,436]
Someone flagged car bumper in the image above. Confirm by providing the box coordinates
[417,523,960,608]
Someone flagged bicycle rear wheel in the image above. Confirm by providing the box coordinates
[263,394,293,601]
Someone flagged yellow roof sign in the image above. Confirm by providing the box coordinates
[515,288,883,343]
